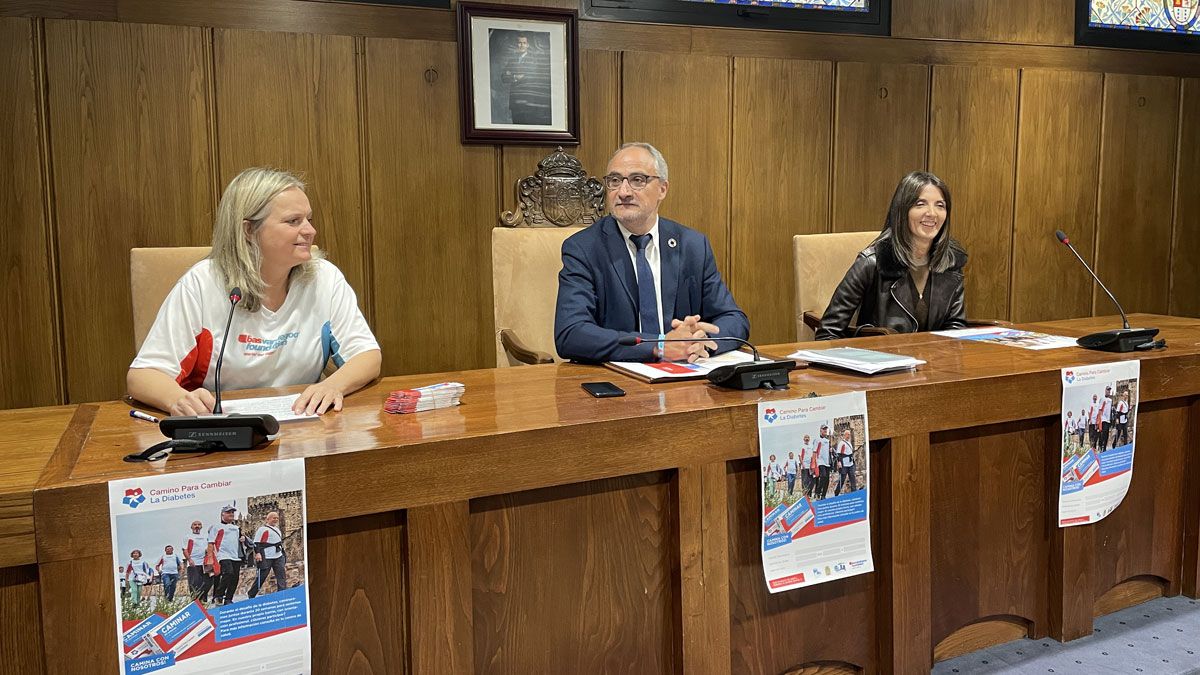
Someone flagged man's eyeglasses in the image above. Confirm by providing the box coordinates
[603,173,660,191]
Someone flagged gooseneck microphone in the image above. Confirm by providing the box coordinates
[127,286,279,461]
[1054,230,1158,352]
[616,335,798,390]
[212,287,242,414]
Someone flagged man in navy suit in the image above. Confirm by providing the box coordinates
[554,142,749,363]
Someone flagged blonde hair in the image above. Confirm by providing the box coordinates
[210,168,323,312]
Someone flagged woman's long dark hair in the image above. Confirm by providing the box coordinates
[879,171,957,273]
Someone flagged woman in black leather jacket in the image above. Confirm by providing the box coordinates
[816,171,968,340]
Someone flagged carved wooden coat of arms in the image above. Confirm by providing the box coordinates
[499,147,604,228]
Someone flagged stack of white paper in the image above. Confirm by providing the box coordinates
[788,347,924,375]
[222,394,317,422]
[385,382,465,414]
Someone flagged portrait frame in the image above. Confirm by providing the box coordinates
[456,2,580,145]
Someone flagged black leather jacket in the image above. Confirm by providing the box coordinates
[815,234,968,340]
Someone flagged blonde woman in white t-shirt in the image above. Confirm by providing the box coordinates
[127,168,382,416]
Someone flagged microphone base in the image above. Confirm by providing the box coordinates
[159,413,280,450]
[707,360,797,390]
[1076,327,1159,353]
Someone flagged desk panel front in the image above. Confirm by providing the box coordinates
[24,314,1200,674]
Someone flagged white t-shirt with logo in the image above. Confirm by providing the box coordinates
[131,259,379,392]
[254,524,285,560]
[183,531,208,566]
[837,439,855,467]
[799,442,814,468]
[814,437,831,467]
[157,554,182,575]
[209,522,242,563]
[126,559,153,584]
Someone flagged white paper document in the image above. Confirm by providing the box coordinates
[758,391,874,592]
[222,395,317,422]
[933,327,1079,350]
[788,347,923,375]
[607,349,755,382]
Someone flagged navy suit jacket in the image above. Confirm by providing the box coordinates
[554,215,750,363]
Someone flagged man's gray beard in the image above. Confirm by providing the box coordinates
[614,211,653,234]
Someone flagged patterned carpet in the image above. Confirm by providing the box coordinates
[933,596,1200,674]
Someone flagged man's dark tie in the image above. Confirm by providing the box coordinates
[630,234,659,334]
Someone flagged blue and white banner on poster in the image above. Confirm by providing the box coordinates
[108,459,310,674]
[758,391,873,593]
[1059,360,1140,527]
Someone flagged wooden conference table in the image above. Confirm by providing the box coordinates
[5,313,1200,674]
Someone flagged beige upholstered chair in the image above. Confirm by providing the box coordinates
[793,232,1010,341]
[493,147,604,366]
[130,246,211,351]
[492,227,583,365]
[793,232,879,341]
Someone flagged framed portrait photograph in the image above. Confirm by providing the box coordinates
[456,2,580,145]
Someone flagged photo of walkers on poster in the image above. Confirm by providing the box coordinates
[108,459,310,674]
[758,391,873,593]
[1059,360,1140,527]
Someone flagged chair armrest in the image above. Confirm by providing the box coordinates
[499,329,554,365]
[802,311,822,332]
[805,311,895,338]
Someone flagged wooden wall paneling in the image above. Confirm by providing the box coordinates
[884,433,932,673]
[0,18,62,409]
[45,19,214,403]
[81,0,457,41]
[727,453,879,674]
[309,511,408,674]
[730,57,833,345]
[409,501,473,674]
[470,473,679,673]
[928,65,1018,322]
[1170,78,1200,319]
[929,420,1047,649]
[891,0,1073,46]
[0,564,45,674]
[831,62,929,234]
[365,38,496,376]
[0,0,116,21]
[9,0,1200,79]
[214,28,370,317]
[1094,73,1179,316]
[622,51,732,266]
[678,461,731,675]
[1009,69,1103,322]
[1091,400,1189,602]
[500,49,620,207]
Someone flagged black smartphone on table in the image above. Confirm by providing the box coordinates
[581,381,626,398]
